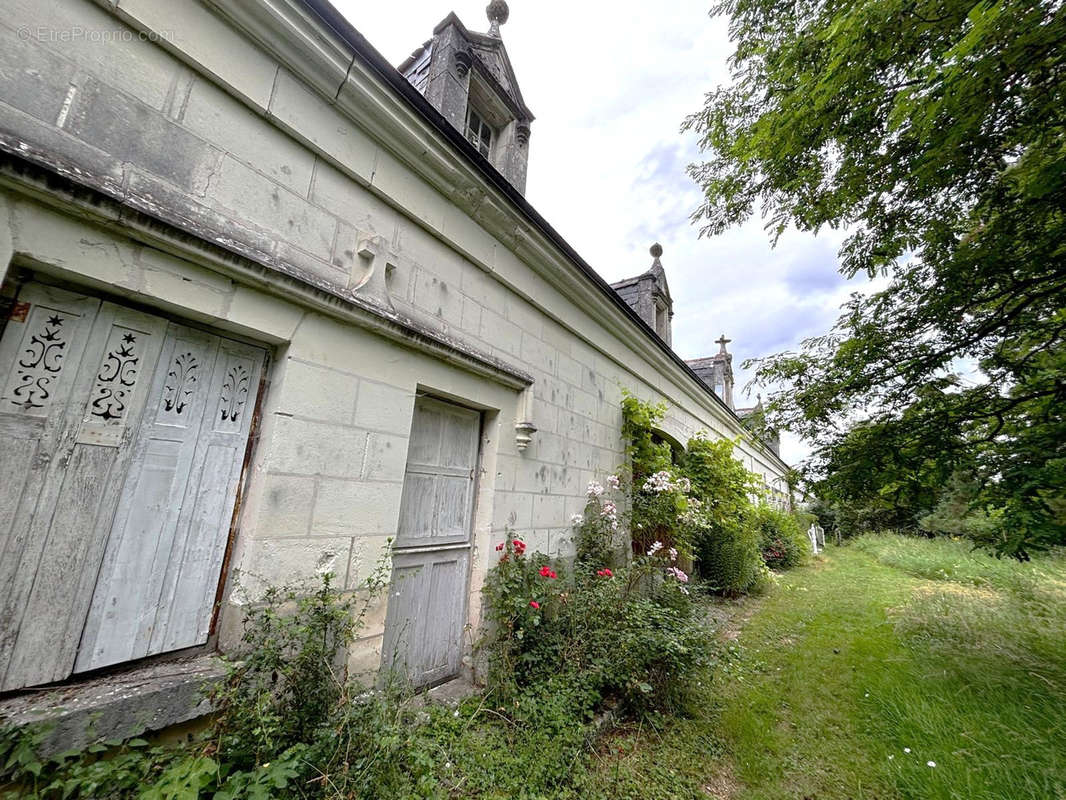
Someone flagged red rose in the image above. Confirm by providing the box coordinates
[496,543,505,551]
[529,600,540,609]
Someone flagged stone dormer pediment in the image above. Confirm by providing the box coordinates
[400,4,533,193]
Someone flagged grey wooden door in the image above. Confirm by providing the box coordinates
[0,282,265,689]
[383,396,480,688]
[76,325,265,672]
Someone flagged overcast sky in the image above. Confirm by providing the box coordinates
[334,0,860,464]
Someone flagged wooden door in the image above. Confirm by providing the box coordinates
[382,396,480,687]
[0,282,265,689]
[0,286,167,689]
[76,326,265,671]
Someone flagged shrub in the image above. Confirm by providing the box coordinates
[693,515,765,596]
[754,505,811,570]
[481,536,713,716]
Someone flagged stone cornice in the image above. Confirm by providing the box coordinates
[0,148,534,392]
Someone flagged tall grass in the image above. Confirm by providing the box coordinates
[853,534,1066,800]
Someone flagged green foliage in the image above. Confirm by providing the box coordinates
[620,392,673,481]
[481,537,713,717]
[693,516,766,597]
[209,574,357,768]
[678,436,768,594]
[0,557,440,800]
[687,0,1066,557]
[753,506,811,570]
[710,537,1066,799]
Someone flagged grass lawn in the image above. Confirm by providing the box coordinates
[585,535,1066,800]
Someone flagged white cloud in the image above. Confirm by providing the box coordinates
[332,0,867,464]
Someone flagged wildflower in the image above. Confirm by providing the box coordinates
[570,513,584,526]
[606,474,620,489]
[529,600,540,609]
[586,480,605,497]
[647,541,664,557]
[904,748,911,754]
[668,547,678,562]
[927,762,936,768]
[679,586,690,595]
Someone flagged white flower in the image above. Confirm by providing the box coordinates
[642,471,675,493]
[668,548,678,562]
[586,480,605,497]
[888,755,894,760]
[904,748,911,754]
[927,761,936,768]
[606,474,621,489]
[647,541,664,556]
[570,514,584,526]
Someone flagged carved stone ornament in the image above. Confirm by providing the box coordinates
[514,420,537,451]
[454,50,473,78]
[516,121,531,146]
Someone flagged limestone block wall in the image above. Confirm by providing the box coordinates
[0,0,791,671]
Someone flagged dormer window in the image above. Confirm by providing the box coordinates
[464,107,494,159]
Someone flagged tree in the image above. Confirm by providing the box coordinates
[685,0,1066,556]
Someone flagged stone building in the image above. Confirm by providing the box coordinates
[0,0,789,742]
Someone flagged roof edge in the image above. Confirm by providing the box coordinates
[277,0,791,473]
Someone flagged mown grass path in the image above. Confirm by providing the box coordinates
[588,537,1066,800]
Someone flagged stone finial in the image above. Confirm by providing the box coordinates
[716,334,732,354]
[650,243,664,271]
[487,0,509,36]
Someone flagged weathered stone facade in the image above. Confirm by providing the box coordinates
[0,0,789,738]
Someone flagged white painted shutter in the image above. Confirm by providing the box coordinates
[0,289,166,690]
[77,325,265,671]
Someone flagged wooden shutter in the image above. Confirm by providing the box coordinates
[0,289,167,689]
[77,325,265,671]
